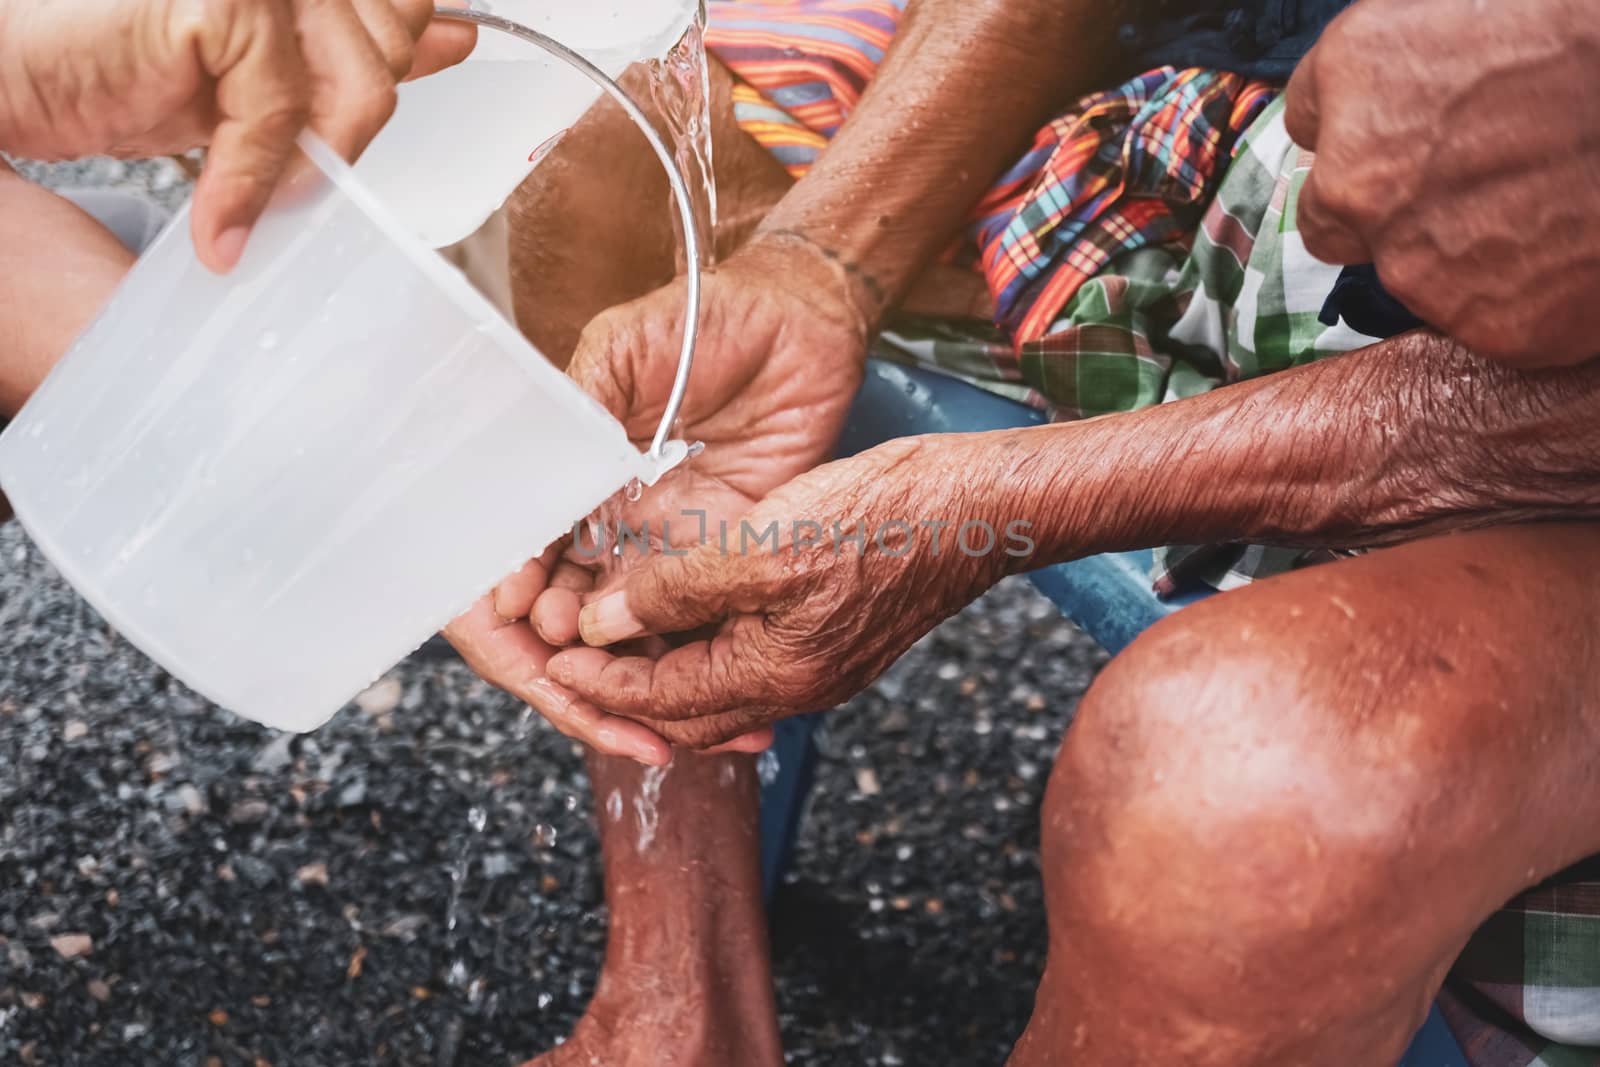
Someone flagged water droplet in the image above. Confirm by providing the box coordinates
[757,749,781,787]
[537,992,553,1011]
[467,806,487,833]
[605,789,622,823]
[532,823,558,849]
[623,477,643,503]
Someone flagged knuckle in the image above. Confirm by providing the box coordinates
[258,87,313,137]
[382,37,416,78]
[396,0,435,34]
[351,77,399,128]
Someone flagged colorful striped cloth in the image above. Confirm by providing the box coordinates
[704,1,1275,353]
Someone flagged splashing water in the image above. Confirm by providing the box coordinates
[757,749,781,788]
[644,1,718,268]
[633,763,670,852]
[445,805,490,934]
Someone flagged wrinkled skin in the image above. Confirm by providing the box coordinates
[447,231,872,761]
[548,433,1020,747]
[552,333,1600,741]
[0,0,475,270]
[1284,0,1600,366]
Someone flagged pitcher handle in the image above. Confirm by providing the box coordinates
[433,6,703,472]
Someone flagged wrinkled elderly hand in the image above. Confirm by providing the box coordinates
[1284,0,1600,366]
[0,0,476,271]
[447,237,873,760]
[539,433,1039,748]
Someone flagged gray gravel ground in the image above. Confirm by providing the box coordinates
[0,160,1109,1066]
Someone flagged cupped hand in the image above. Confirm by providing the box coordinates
[541,433,1038,748]
[1284,0,1600,366]
[0,0,477,272]
[453,236,873,761]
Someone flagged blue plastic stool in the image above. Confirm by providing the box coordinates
[755,359,1468,1067]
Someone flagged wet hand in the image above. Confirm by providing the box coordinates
[459,237,870,761]
[1285,0,1600,366]
[543,435,1036,748]
[566,234,874,502]
[0,0,477,272]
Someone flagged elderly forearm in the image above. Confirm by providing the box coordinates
[978,331,1600,569]
[753,0,1123,324]
[0,164,135,417]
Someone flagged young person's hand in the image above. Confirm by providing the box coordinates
[0,0,476,271]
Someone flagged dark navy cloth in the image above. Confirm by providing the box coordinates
[1319,263,1427,339]
[1122,0,1358,80]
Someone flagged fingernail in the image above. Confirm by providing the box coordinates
[213,226,250,272]
[579,593,644,646]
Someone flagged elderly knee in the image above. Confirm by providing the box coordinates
[1042,612,1435,998]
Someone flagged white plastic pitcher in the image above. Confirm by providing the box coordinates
[357,0,702,247]
[0,12,703,733]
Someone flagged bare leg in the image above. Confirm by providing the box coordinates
[1014,523,1600,1065]
[525,751,782,1067]
[505,58,793,1067]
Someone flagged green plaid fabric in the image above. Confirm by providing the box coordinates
[1443,856,1600,1066]
[877,100,1600,1066]
[875,97,1376,592]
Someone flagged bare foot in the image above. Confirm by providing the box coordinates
[523,958,783,1067]
[522,752,783,1067]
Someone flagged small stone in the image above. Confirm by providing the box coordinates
[346,945,367,979]
[381,915,427,941]
[62,720,88,742]
[336,779,367,808]
[208,1009,229,1026]
[251,996,271,1008]
[355,677,402,716]
[176,784,207,816]
[854,767,881,797]
[890,896,913,911]
[27,912,61,931]
[145,751,180,776]
[123,1023,148,1040]
[251,734,295,774]
[86,979,111,1002]
[295,862,329,887]
[877,709,911,736]
[232,856,276,889]
[1026,693,1048,712]
[925,898,945,915]
[228,799,270,825]
[50,933,93,960]
[20,992,45,1010]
